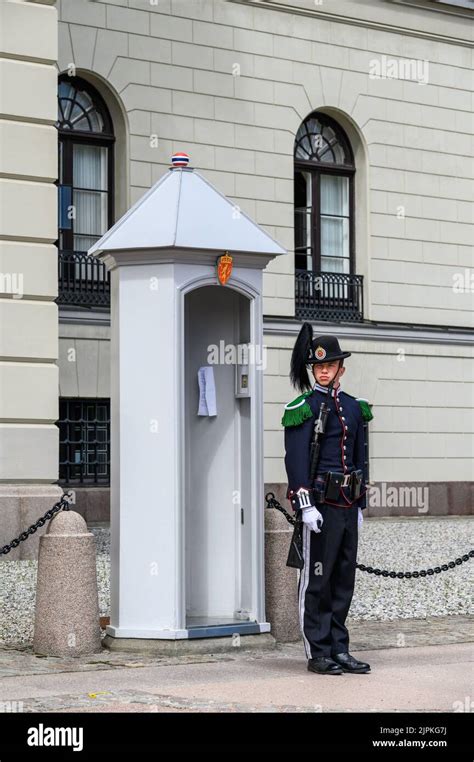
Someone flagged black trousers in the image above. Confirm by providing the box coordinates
[297,501,359,659]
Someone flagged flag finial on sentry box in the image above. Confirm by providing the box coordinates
[170,152,190,168]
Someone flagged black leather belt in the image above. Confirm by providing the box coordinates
[313,470,363,503]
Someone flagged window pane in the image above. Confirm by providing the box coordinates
[58,141,63,183]
[320,174,349,216]
[320,174,349,269]
[321,255,350,274]
[320,217,350,266]
[73,145,108,190]
[294,170,312,270]
[294,116,352,165]
[58,81,74,100]
[58,185,72,230]
[73,189,107,234]
[69,103,84,126]
[75,90,92,111]
[71,145,108,252]
[73,234,102,254]
[72,190,107,252]
[58,80,108,134]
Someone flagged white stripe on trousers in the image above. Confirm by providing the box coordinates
[297,523,312,659]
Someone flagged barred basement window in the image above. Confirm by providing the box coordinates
[58,398,110,485]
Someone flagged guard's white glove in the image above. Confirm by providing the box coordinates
[302,505,324,533]
[358,507,364,528]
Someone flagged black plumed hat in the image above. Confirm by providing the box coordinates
[289,322,351,393]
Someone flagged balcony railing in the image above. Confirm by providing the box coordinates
[57,250,110,308]
[295,270,364,322]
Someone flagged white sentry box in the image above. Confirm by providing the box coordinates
[89,156,286,641]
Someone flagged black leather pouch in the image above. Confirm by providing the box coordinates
[324,472,343,501]
[352,469,363,499]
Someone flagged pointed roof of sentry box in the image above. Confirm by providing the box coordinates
[88,152,286,258]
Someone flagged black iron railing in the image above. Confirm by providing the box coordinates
[57,250,110,308]
[295,270,363,322]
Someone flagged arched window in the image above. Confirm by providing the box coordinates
[294,113,354,274]
[56,76,115,255]
[56,76,114,308]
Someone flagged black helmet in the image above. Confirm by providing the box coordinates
[308,334,351,364]
[290,322,351,393]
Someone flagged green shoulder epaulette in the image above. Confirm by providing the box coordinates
[356,398,374,422]
[281,390,314,428]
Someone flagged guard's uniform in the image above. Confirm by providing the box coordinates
[283,381,368,660]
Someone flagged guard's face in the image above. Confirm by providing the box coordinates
[312,361,345,386]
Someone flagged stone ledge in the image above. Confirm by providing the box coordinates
[102,632,277,656]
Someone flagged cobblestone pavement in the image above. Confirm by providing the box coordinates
[0,615,471,679]
[0,616,472,713]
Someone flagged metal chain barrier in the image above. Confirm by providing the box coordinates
[2,488,472,579]
[0,492,73,556]
[265,491,473,579]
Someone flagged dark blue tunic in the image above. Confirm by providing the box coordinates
[283,385,367,509]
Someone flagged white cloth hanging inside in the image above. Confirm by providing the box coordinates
[197,365,217,416]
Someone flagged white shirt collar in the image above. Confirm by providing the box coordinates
[312,381,342,398]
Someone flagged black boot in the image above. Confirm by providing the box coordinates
[307,656,343,675]
[332,652,371,673]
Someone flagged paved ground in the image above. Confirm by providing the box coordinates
[0,616,472,713]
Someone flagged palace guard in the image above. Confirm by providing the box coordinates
[281,322,373,675]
